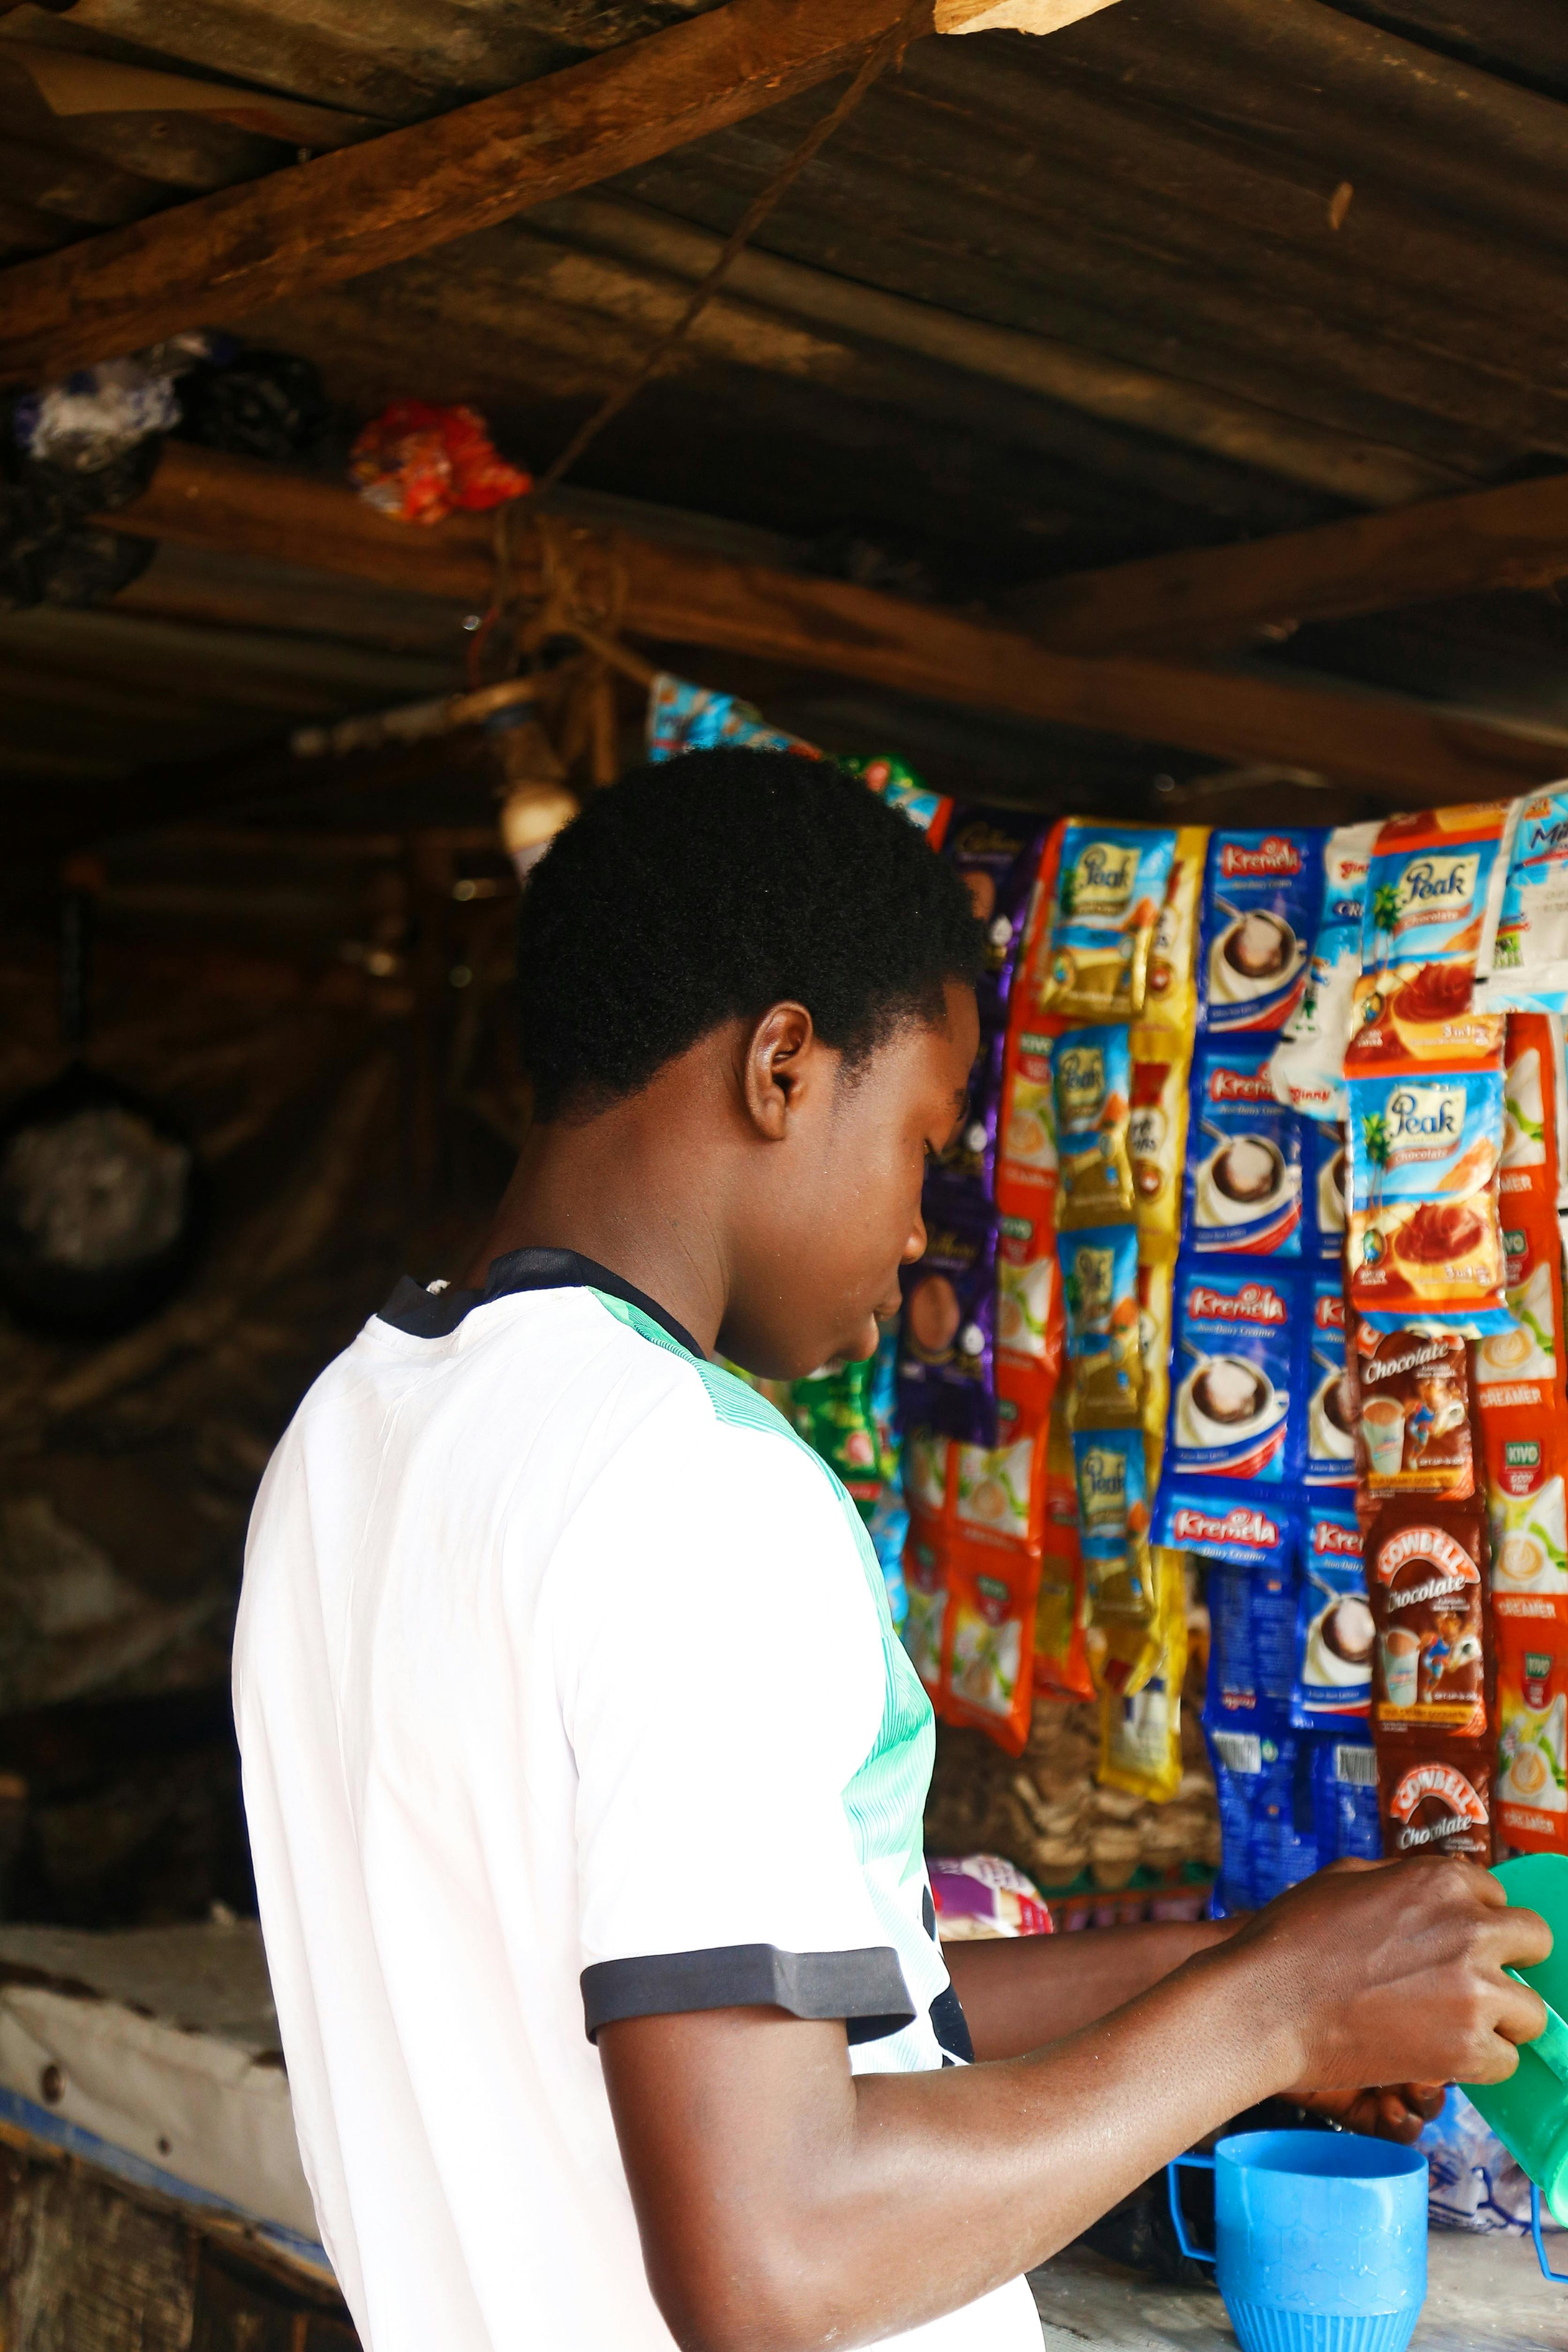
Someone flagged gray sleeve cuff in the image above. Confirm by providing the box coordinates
[581,1943,913,2042]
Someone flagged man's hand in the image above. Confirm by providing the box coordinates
[1296,2082,1447,2145]
[1232,1854,1550,2093]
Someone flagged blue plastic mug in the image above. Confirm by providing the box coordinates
[1167,2129,1428,2352]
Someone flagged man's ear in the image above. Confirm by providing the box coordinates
[740,1002,817,1140]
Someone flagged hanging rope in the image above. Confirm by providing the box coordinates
[467,0,923,694]
[531,0,927,504]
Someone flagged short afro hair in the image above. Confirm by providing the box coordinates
[516,747,986,1119]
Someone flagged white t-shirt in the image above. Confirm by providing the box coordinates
[234,1250,1039,2352]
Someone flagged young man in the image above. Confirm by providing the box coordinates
[235,750,1547,2352]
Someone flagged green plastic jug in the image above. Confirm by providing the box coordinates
[1461,1853,1568,2228]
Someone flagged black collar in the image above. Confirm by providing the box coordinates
[376,1247,706,1358]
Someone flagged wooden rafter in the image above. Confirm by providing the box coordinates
[0,0,932,387]
[97,445,1568,806]
[1024,469,1568,660]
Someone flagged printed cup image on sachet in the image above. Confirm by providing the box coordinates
[1310,1590,1376,1683]
[1474,1192,1562,1390]
[1218,908,1298,987]
[1295,1507,1375,1722]
[1498,1705,1566,1811]
[1168,1261,1301,1483]
[1187,1040,1304,1257]
[1486,1400,1568,1597]
[1201,829,1322,1035]
[1186,1355,1276,1444]
[1492,1501,1568,1596]
[1309,1366,1355,1463]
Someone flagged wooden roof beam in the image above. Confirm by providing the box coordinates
[98,444,1568,807]
[1022,468,1568,660]
[0,0,932,386]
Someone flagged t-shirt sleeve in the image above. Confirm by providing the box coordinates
[552,1393,914,2043]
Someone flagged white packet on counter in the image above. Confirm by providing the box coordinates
[1268,820,1379,1121]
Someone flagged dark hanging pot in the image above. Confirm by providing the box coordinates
[0,888,208,1338]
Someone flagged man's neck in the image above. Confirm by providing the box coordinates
[461,1078,733,1357]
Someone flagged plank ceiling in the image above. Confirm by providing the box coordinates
[4,0,1568,821]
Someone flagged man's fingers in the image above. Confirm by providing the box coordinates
[1374,2092,1425,2145]
[1489,1902,1553,1971]
[1463,2033,1523,2088]
[1497,1978,1552,2054]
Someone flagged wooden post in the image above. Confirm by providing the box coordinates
[0,0,933,384]
[1023,471,1568,659]
[96,445,1568,806]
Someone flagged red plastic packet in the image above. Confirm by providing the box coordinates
[996,1026,1058,1216]
[1499,1012,1560,1210]
[351,400,531,524]
[1378,1742,1495,1862]
[942,1540,1040,1757]
[1365,1500,1491,1743]
[1349,1323,1476,1501]
[1483,1395,1568,1605]
[1013,820,1065,1022]
[938,1404,1047,1756]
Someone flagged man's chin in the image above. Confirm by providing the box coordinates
[839,1315,883,1365]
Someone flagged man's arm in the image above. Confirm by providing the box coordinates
[943,1907,1443,2142]
[600,1859,1547,2352]
[943,1915,1235,2058]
